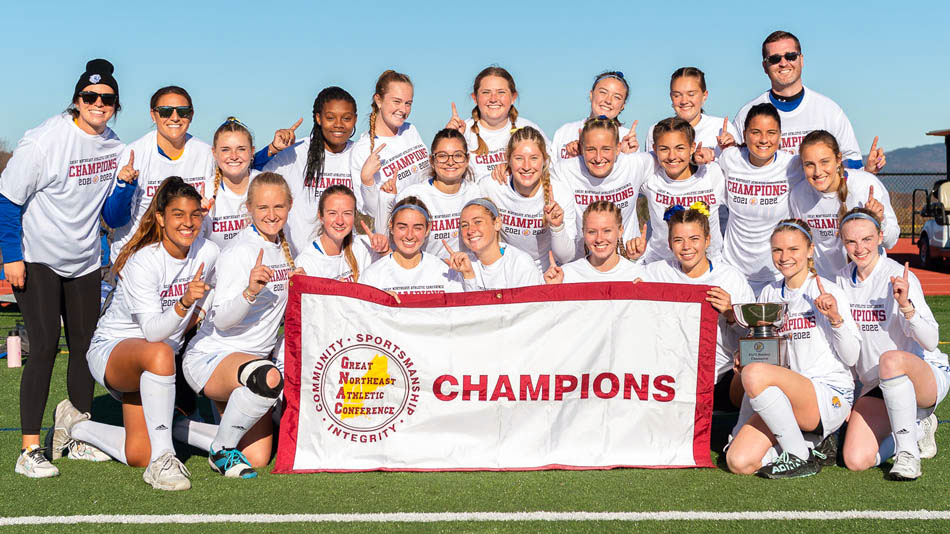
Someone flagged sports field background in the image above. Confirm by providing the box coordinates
[0,303,948,533]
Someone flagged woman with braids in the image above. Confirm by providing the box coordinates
[204,117,259,247]
[639,117,726,264]
[2,59,125,477]
[445,66,550,182]
[49,177,218,490]
[443,197,543,290]
[394,129,481,259]
[789,130,897,277]
[726,219,858,480]
[264,87,360,254]
[552,71,637,162]
[480,126,576,270]
[173,172,299,480]
[351,71,429,234]
[543,201,642,283]
[836,208,949,481]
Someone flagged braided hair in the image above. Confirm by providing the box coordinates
[303,87,357,197]
[368,70,412,152]
[471,66,519,156]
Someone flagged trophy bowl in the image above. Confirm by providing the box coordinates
[732,302,788,332]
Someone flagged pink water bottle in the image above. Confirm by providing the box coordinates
[6,327,21,368]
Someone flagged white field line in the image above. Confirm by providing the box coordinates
[2,511,950,525]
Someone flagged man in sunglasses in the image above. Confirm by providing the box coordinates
[732,30,868,171]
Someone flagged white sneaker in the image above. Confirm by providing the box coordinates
[143,452,191,491]
[48,399,89,460]
[889,451,922,481]
[14,445,59,478]
[66,440,112,462]
[918,414,938,460]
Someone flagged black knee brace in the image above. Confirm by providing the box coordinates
[237,360,283,399]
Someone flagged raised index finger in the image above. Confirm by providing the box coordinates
[904,261,910,280]
[815,276,827,295]
[631,119,638,132]
[126,149,135,169]
[869,136,879,155]
[868,185,875,201]
[359,219,373,235]
[255,248,264,266]
[193,262,205,281]
[372,142,387,155]
[548,250,557,267]
[289,118,303,131]
[722,117,729,135]
[451,102,459,118]
[442,239,455,255]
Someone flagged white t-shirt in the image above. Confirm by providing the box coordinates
[264,138,356,255]
[561,256,643,283]
[555,152,654,255]
[478,175,577,270]
[552,118,629,162]
[463,117,551,182]
[758,276,858,392]
[187,226,292,357]
[360,252,463,294]
[719,147,804,282]
[294,234,378,283]
[349,123,429,233]
[95,237,219,351]
[109,131,215,264]
[640,162,726,264]
[789,169,900,277]
[641,258,754,381]
[461,244,544,291]
[0,113,123,277]
[394,179,482,259]
[646,114,738,159]
[834,257,949,390]
[203,169,260,249]
[733,87,861,162]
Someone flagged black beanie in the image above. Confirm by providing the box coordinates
[73,59,119,101]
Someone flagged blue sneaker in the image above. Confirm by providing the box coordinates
[208,447,257,479]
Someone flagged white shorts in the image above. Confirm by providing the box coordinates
[182,348,232,394]
[86,335,127,401]
[809,379,854,439]
[921,360,950,419]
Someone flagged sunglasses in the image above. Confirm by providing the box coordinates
[78,91,117,106]
[153,106,194,119]
[765,52,801,65]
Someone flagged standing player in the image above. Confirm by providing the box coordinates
[640,118,726,264]
[836,208,949,480]
[51,177,218,490]
[554,117,654,259]
[2,59,125,477]
[181,173,296,479]
[717,103,804,296]
[544,201,643,283]
[790,130,897,277]
[444,198,544,290]
[360,197,463,294]
[264,87,359,254]
[395,129,481,259]
[445,66,550,182]
[106,86,215,265]
[732,31,883,173]
[645,67,739,159]
[551,71,634,162]
[480,126,576,270]
[726,219,859,479]
[204,117,259,248]
[639,204,754,410]
[351,70,429,234]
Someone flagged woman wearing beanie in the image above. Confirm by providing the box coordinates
[0,59,125,477]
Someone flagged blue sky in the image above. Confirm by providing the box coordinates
[2,1,949,156]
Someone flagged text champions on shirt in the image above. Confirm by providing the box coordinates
[382,147,429,181]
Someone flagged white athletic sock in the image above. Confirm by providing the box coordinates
[140,371,176,462]
[172,417,217,452]
[71,420,128,465]
[749,386,810,460]
[874,434,896,466]
[880,374,920,456]
[760,446,780,467]
[730,395,754,440]
[211,386,275,451]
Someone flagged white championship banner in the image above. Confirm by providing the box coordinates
[274,277,718,473]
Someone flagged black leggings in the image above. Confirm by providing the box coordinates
[15,263,101,435]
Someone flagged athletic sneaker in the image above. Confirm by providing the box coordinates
[47,399,88,460]
[209,447,257,479]
[918,414,938,460]
[66,440,111,462]
[143,452,192,491]
[14,445,59,478]
[755,450,821,479]
[888,451,922,481]
[812,434,838,467]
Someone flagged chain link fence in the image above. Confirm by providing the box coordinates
[877,172,949,238]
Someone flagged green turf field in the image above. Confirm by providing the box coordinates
[1,301,949,533]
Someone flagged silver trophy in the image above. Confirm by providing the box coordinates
[732,303,788,367]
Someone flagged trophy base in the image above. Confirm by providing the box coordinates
[739,337,787,367]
